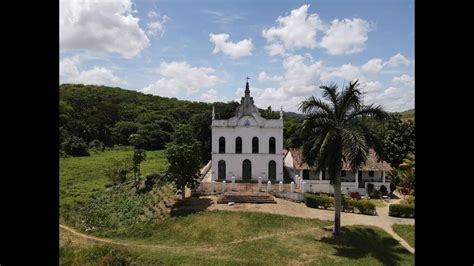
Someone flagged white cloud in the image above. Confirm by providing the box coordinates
[201,89,226,102]
[320,18,372,55]
[362,58,384,74]
[262,4,324,56]
[280,55,324,95]
[147,15,170,37]
[258,71,282,82]
[362,81,383,93]
[209,33,253,59]
[321,64,362,82]
[141,61,221,97]
[392,74,414,88]
[265,44,286,56]
[60,0,150,59]
[386,53,411,68]
[147,10,158,18]
[60,56,125,86]
[235,86,305,112]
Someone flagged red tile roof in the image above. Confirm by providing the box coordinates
[287,148,392,171]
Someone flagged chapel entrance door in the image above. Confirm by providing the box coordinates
[242,159,252,180]
[268,160,276,182]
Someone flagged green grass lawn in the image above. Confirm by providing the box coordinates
[61,210,414,265]
[60,148,168,224]
[392,224,414,248]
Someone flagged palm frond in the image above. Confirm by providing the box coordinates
[298,96,334,115]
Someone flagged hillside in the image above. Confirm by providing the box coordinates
[59,84,290,161]
[398,109,415,122]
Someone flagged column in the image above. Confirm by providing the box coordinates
[355,170,359,189]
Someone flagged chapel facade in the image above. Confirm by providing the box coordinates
[211,80,284,182]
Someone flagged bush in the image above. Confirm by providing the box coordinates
[304,193,333,209]
[372,189,382,199]
[103,159,131,185]
[353,199,376,215]
[380,185,388,196]
[389,203,415,218]
[89,139,104,152]
[350,191,361,200]
[62,136,90,157]
[400,195,415,205]
[366,183,374,196]
[389,183,397,194]
[342,197,355,212]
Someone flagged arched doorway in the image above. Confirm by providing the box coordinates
[218,160,226,180]
[242,159,252,180]
[268,160,276,181]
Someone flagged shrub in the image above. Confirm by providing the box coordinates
[399,187,410,196]
[89,139,104,152]
[62,136,90,157]
[389,203,415,218]
[103,159,132,185]
[353,199,376,215]
[379,185,388,196]
[372,189,382,199]
[304,193,333,209]
[400,195,415,205]
[389,183,397,194]
[366,183,374,196]
[350,191,361,200]
[342,197,355,212]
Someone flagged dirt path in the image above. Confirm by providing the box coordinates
[205,196,415,254]
[60,224,327,251]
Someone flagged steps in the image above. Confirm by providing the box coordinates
[217,192,276,204]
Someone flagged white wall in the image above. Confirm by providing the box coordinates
[211,118,283,181]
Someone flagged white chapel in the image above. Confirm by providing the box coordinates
[211,79,284,182]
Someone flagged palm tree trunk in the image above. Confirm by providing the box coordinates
[333,176,342,236]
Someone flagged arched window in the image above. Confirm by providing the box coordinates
[235,137,242,154]
[269,137,276,154]
[252,137,259,154]
[219,137,225,153]
[268,160,276,181]
[218,160,226,180]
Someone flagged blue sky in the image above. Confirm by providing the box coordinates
[60,0,414,112]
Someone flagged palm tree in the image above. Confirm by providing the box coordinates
[298,80,388,235]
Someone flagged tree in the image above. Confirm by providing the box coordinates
[132,149,146,192]
[111,121,140,145]
[189,111,212,164]
[165,124,201,200]
[61,136,90,157]
[298,80,388,235]
[381,114,415,167]
[388,153,415,194]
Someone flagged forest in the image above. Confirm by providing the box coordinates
[59,83,414,167]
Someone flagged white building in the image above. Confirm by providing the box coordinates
[284,148,392,195]
[211,80,284,182]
